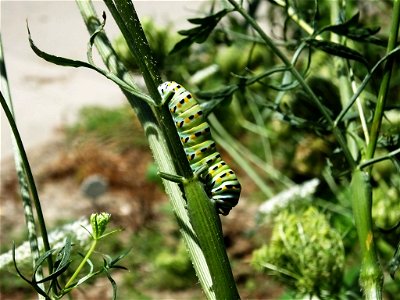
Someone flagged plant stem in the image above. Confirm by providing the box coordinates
[365,0,400,162]
[0,35,46,289]
[76,2,239,298]
[102,0,191,177]
[330,0,359,160]
[360,148,400,170]
[64,239,97,290]
[351,170,383,299]
[227,0,356,170]
[105,2,239,297]
[0,91,53,275]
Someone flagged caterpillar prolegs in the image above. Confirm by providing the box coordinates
[158,81,241,215]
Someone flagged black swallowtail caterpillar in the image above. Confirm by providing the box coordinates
[158,81,241,215]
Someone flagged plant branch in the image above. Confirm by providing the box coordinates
[227,0,356,170]
[365,0,400,162]
[0,35,46,285]
[76,1,239,298]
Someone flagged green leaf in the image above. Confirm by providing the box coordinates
[306,39,369,67]
[35,238,73,284]
[56,237,72,272]
[108,248,132,267]
[104,266,118,300]
[319,12,385,46]
[170,9,231,54]
[196,85,238,116]
[28,23,96,70]
[27,22,155,105]
[12,243,48,298]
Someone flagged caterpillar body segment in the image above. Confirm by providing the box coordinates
[158,81,241,215]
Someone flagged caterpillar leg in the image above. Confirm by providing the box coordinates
[158,171,189,210]
[158,171,187,184]
[193,164,209,181]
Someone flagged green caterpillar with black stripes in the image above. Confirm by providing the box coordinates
[158,81,241,215]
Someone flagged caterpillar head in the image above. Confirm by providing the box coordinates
[158,81,177,96]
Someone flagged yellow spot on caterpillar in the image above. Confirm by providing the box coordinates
[190,134,196,140]
[185,118,190,123]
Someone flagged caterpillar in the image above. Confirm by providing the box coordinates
[158,81,241,215]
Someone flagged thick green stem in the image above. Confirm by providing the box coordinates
[76,1,239,298]
[185,180,240,299]
[350,170,383,299]
[102,0,191,178]
[103,0,160,100]
[365,0,400,162]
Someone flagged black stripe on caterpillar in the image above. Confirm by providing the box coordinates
[158,81,241,215]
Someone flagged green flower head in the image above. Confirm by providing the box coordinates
[252,207,345,297]
[90,212,111,239]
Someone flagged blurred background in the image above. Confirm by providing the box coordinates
[1,1,399,299]
[1,1,202,158]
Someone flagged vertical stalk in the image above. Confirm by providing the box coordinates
[350,170,383,299]
[330,0,358,160]
[365,0,400,161]
[354,1,399,298]
[1,35,51,297]
[76,2,239,298]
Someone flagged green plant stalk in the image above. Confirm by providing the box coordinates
[102,0,191,178]
[360,148,400,170]
[102,0,160,102]
[330,0,358,160]
[365,0,400,162]
[0,93,51,296]
[353,2,399,297]
[103,2,239,297]
[350,169,383,299]
[334,46,400,126]
[0,37,53,278]
[227,0,356,170]
[63,239,97,290]
[184,180,239,299]
[273,0,322,40]
[0,38,47,298]
[245,91,272,166]
[75,1,212,295]
[76,1,239,298]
